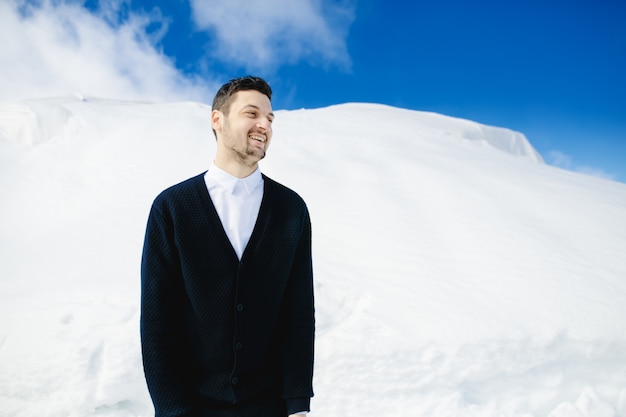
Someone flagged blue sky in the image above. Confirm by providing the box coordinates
[2,0,625,182]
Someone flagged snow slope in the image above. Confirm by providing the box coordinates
[1,97,625,417]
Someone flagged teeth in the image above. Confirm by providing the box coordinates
[250,135,265,142]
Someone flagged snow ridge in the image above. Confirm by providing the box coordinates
[312,102,544,162]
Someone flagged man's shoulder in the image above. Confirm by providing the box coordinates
[153,172,206,207]
[263,174,307,208]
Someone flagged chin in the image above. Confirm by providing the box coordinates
[247,148,266,160]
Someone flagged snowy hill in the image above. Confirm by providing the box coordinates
[1,97,626,417]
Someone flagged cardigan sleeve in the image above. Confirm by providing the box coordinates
[140,202,195,417]
[281,207,315,415]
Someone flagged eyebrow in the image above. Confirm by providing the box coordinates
[242,104,274,119]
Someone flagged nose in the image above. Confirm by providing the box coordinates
[257,117,271,131]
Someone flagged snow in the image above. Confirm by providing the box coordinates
[1,96,625,417]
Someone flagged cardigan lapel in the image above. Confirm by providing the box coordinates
[193,172,273,263]
[241,175,274,262]
[193,173,239,262]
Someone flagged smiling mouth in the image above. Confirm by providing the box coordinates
[249,134,266,143]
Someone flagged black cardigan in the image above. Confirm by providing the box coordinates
[140,173,314,417]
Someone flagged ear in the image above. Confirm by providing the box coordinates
[211,109,223,132]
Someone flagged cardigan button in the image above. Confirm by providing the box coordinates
[231,377,239,385]
[235,342,243,350]
[236,304,244,312]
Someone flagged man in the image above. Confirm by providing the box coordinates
[141,76,314,417]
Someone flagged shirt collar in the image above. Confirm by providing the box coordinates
[207,162,263,195]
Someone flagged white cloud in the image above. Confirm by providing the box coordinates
[0,0,215,102]
[547,150,573,169]
[189,0,355,72]
[547,150,614,181]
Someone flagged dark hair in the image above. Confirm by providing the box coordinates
[212,76,272,115]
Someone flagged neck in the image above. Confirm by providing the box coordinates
[213,155,258,178]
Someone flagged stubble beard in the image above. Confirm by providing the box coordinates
[237,138,266,163]
[223,120,266,166]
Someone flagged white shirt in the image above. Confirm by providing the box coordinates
[204,163,264,260]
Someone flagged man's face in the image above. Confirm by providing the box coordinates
[213,90,274,166]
